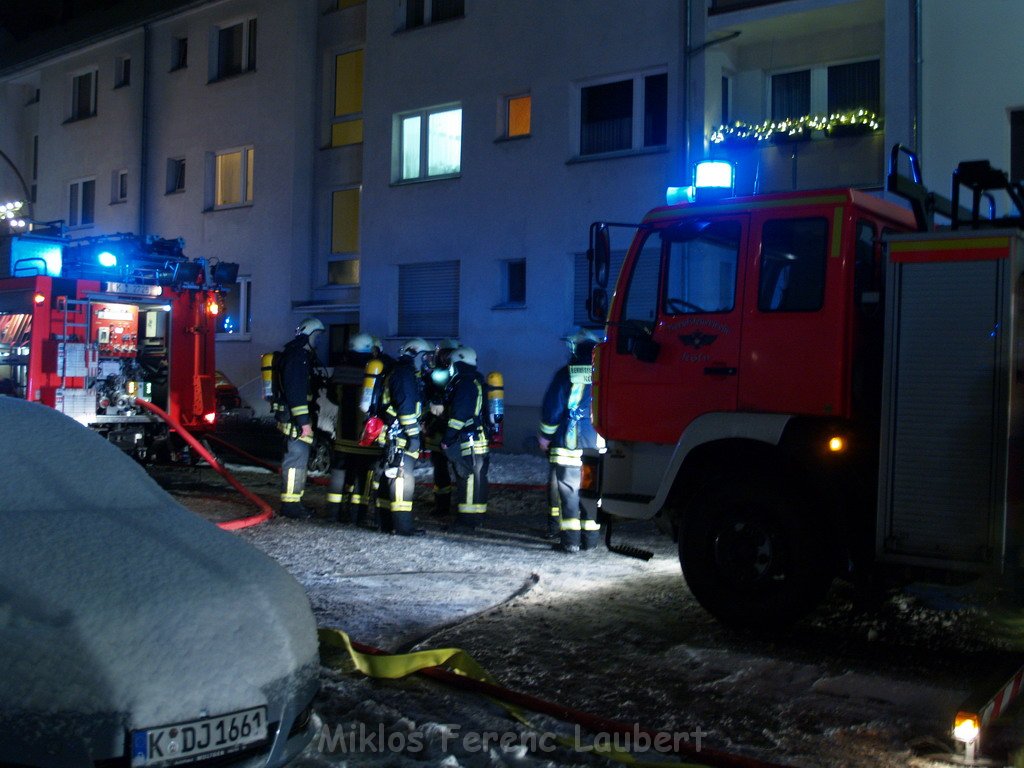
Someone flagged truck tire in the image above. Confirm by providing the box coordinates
[679,478,833,629]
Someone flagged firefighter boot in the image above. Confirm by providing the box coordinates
[546,510,561,539]
[581,525,602,552]
[557,523,581,553]
[392,510,426,537]
[325,501,343,522]
[279,501,312,520]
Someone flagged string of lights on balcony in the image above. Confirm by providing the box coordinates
[709,109,881,145]
[1,200,28,229]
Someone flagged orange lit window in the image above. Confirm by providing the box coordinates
[507,94,531,138]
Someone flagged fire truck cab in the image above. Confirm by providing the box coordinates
[582,149,1024,628]
[0,228,237,460]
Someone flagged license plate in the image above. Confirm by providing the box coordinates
[130,706,268,767]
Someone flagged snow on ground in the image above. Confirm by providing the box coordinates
[156,451,1024,768]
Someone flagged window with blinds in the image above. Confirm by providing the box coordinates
[398,260,460,337]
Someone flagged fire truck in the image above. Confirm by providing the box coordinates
[0,226,238,460]
[581,146,1024,630]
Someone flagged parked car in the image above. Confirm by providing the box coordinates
[0,397,320,768]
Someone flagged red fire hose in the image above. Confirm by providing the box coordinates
[134,399,274,530]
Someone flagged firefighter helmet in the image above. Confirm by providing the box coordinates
[296,317,325,338]
[450,346,477,367]
[400,338,432,357]
[349,332,375,354]
[565,328,600,351]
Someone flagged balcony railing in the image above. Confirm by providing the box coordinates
[711,131,885,195]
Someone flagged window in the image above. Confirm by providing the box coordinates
[398,260,459,336]
[770,59,880,121]
[70,69,97,120]
[328,323,358,366]
[114,56,131,88]
[496,259,526,307]
[68,179,96,227]
[211,146,254,208]
[663,220,740,314]
[331,50,364,148]
[216,275,252,337]
[112,169,128,203]
[504,94,531,139]
[1010,110,1024,183]
[394,104,462,182]
[214,17,257,80]
[578,70,667,157]
[167,157,186,194]
[828,60,880,115]
[328,259,360,286]
[758,218,828,312]
[331,187,360,254]
[171,36,188,70]
[402,0,464,30]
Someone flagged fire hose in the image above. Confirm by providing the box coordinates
[133,398,274,531]
[319,628,795,768]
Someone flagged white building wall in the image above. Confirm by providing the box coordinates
[920,0,1024,202]
[360,0,683,448]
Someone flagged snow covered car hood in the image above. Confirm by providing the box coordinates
[0,399,319,760]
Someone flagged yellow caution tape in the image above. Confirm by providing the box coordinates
[318,628,711,767]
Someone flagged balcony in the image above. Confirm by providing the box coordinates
[711,130,885,194]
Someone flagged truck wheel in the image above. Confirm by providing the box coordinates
[679,479,833,629]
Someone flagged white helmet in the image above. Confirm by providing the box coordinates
[349,332,375,354]
[296,317,325,338]
[566,327,601,349]
[400,337,432,357]
[450,346,477,367]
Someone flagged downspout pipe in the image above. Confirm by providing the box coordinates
[139,23,150,236]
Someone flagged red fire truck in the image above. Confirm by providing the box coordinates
[0,227,238,460]
[581,146,1024,630]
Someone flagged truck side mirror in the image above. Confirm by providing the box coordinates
[588,287,608,322]
[590,223,611,289]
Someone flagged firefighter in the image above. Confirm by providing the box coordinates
[538,329,603,552]
[442,346,490,531]
[376,337,431,536]
[325,332,384,525]
[423,338,460,519]
[275,317,326,519]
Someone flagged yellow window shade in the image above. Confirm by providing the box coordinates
[507,95,531,137]
[331,188,360,253]
[331,119,364,147]
[335,50,364,117]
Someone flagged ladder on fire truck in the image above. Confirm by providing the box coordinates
[55,296,94,393]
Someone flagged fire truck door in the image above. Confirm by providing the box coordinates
[606,216,747,444]
[738,210,846,416]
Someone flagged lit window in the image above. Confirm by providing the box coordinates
[505,94,531,138]
[114,56,131,88]
[166,157,186,194]
[212,146,254,208]
[578,70,666,156]
[216,275,252,338]
[331,187,360,254]
[112,169,128,203]
[394,105,461,182]
[1012,109,1024,183]
[171,36,188,70]
[402,0,464,31]
[331,50,364,148]
[70,69,97,120]
[69,179,96,227]
[214,17,257,80]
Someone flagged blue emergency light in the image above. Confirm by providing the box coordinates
[97,251,118,268]
[694,160,734,192]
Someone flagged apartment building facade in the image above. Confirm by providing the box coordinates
[2,0,1023,450]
